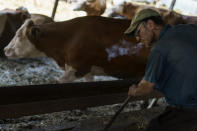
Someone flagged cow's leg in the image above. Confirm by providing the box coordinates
[58,64,77,83]
[58,65,106,83]
[83,65,106,81]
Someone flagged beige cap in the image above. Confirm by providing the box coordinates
[124,8,161,35]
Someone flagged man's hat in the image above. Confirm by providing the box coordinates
[124,8,161,36]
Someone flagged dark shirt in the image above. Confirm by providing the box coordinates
[144,24,197,108]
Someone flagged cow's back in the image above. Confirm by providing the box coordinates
[31,14,54,24]
[73,0,106,16]
[182,15,197,24]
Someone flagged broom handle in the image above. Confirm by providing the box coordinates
[104,95,132,131]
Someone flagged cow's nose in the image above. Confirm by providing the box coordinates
[4,47,13,57]
[4,47,7,52]
[4,47,8,53]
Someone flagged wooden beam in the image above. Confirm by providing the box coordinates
[0,91,162,119]
[0,79,163,119]
[0,79,139,105]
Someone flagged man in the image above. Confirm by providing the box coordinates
[124,8,197,131]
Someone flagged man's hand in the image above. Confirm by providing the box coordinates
[128,79,155,97]
[128,84,138,96]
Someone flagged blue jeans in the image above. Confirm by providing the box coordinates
[145,106,197,131]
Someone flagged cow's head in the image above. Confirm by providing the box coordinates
[15,7,31,23]
[2,7,31,29]
[4,19,46,58]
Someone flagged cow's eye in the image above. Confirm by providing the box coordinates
[17,32,22,37]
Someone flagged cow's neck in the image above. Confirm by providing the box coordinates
[30,24,68,67]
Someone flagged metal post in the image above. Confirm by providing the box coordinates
[51,0,59,19]
[169,0,176,11]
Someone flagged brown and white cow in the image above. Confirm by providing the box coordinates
[0,8,53,57]
[109,1,197,25]
[108,2,184,25]
[4,16,151,82]
[73,0,106,16]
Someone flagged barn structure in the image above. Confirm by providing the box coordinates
[0,0,197,130]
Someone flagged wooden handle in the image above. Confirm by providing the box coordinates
[103,96,132,131]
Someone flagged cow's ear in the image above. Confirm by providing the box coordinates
[16,7,31,21]
[21,12,31,21]
[30,27,41,41]
[27,19,34,27]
